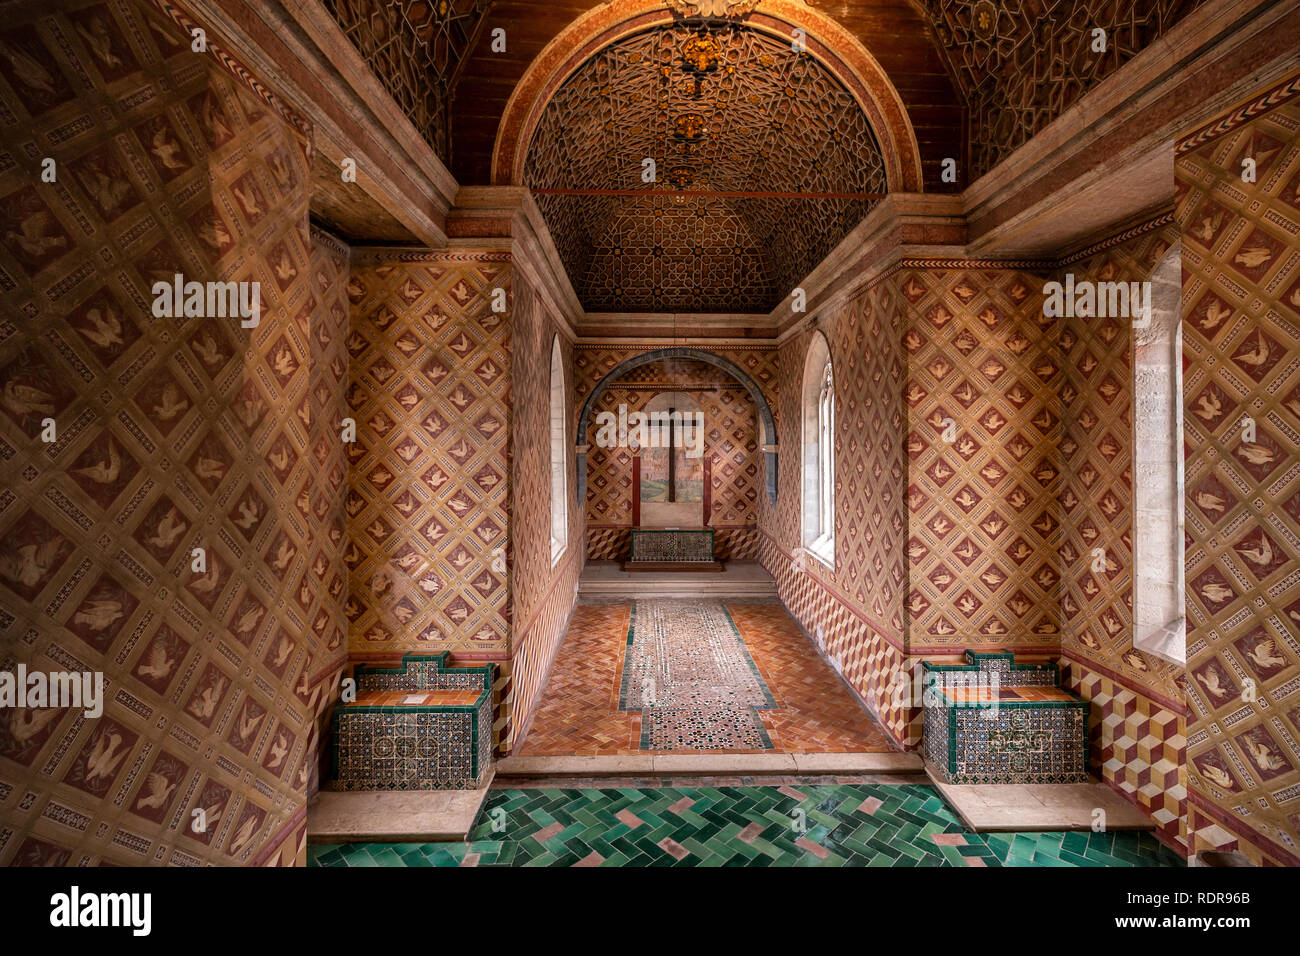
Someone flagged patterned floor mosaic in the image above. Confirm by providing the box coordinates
[307,784,1183,867]
[621,601,775,750]
[517,602,894,754]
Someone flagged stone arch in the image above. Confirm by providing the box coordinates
[492,0,923,193]
[576,347,779,504]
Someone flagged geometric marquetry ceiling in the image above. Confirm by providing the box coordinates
[918,0,1208,177]
[524,24,887,314]
[322,0,492,163]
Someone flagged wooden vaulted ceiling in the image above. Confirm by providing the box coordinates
[321,1,1210,310]
[524,24,889,314]
[449,1,964,190]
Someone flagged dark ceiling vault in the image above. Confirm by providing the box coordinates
[524,24,888,314]
[448,0,963,190]
[319,1,1213,294]
[321,0,493,163]
[917,0,1209,177]
[329,1,1215,189]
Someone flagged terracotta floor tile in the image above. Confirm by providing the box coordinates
[516,600,894,755]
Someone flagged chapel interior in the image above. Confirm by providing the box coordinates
[1,0,1299,869]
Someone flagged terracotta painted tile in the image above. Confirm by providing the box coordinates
[668,796,695,815]
[796,836,830,859]
[737,822,765,843]
[658,837,689,860]
[615,809,643,829]
[858,796,884,814]
[516,601,895,755]
[532,823,564,843]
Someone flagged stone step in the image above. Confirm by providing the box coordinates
[496,752,923,778]
[308,782,495,844]
[927,772,1158,832]
[578,579,778,601]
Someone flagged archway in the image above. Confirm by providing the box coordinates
[576,347,778,505]
[492,0,923,193]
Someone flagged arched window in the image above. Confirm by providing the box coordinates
[802,332,834,566]
[1132,243,1184,664]
[549,336,568,564]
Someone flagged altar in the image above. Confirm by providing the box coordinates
[626,529,722,571]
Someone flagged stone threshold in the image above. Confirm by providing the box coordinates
[928,768,1158,832]
[306,775,494,844]
[496,752,923,777]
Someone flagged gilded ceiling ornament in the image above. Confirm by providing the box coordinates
[664,0,761,22]
[680,30,722,98]
[666,165,695,189]
[971,0,997,40]
[673,112,708,142]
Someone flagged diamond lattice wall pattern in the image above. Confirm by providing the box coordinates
[1176,91,1300,866]
[0,0,347,866]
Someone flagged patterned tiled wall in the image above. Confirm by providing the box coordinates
[1176,82,1300,866]
[503,278,582,752]
[0,0,345,866]
[343,253,512,664]
[759,279,911,743]
[897,266,1061,650]
[760,243,1199,790]
[583,357,762,562]
[1056,226,1185,700]
[1064,659,1187,849]
[302,226,352,797]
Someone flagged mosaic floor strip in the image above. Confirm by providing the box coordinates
[620,601,775,750]
[517,602,893,754]
[307,784,1183,867]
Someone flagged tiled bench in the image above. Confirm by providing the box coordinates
[331,653,494,791]
[921,650,1089,785]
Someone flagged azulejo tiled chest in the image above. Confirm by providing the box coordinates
[331,652,494,791]
[921,650,1089,785]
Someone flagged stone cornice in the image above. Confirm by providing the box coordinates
[963,0,1300,257]
[450,187,584,342]
[181,0,457,245]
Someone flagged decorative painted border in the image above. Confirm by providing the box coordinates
[1060,648,1187,716]
[350,249,513,264]
[310,224,352,258]
[1189,792,1300,867]
[153,0,313,143]
[1057,211,1177,267]
[1176,66,1300,154]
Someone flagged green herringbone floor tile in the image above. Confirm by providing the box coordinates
[309,783,1186,868]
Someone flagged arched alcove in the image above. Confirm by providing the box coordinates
[576,347,778,505]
